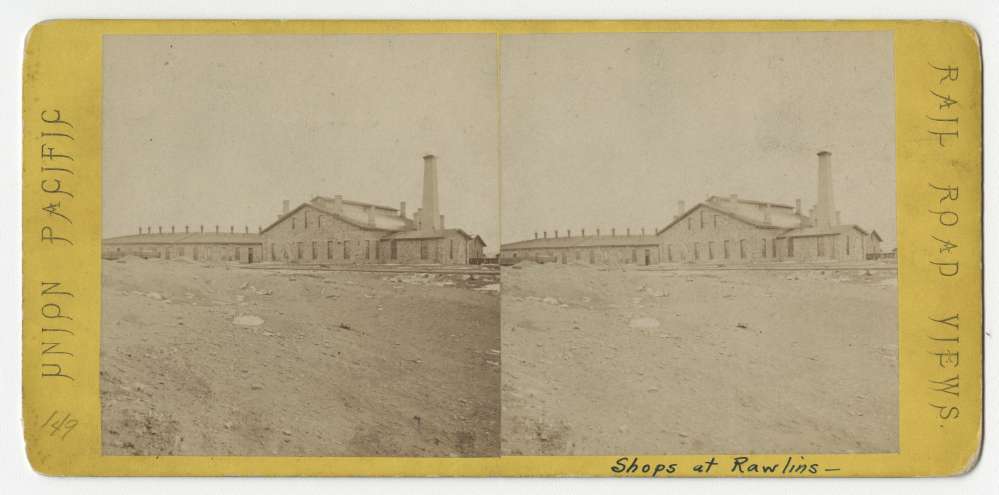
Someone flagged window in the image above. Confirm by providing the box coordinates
[292,217,296,230]
[699,210,704,229]
[788,238,794,257]
[296,242,303,259]
[311,241,317,260]
[420,240,429,260]
[327,240,333,259]
[772,238,777,258]
[693,242,700,260]
[723,240,730,259]
[270,243,275,260]
[846,236,851,255]
[575,250,580,260]
[365,240,371,259]
[632,248,638,263]
[708,241,714,260]
[318,216,322,229]
[391,240,398,260]
[449,239,454,259]
[304,211,308,229]
[235,247,241,260]
[740,239,747,259]
[761,239,767,258]
[344,240,351,259]
[714,215,718,229]
[666,244,673,262]
[687,218,692,230]
[817,237,826,257]
[589,250,595,264]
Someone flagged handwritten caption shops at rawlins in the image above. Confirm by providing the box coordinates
[500,151,885,266]
[102,155,487,265]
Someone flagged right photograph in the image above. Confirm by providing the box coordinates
[499,32,898,455]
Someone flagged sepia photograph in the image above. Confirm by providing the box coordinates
[499,32,898,455]
[99,35,501,456]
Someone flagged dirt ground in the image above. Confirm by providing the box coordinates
[501,261,898,455]
[101,257,500,456]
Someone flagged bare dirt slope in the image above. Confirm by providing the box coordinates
[101,257,500,456]
[501,262,898,455]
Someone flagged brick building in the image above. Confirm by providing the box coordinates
[500,228,660,265]
[102,225,263,263]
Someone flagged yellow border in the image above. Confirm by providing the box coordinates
[22,20,982,477]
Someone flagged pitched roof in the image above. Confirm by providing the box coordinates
[776,224,873,239]
[261,198,412,234]
[501,234,659,250]
[657,197,808,235]
[103,232,263,245]
[383,228,474,241]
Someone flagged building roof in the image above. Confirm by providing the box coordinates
[657,196,809,235]
[382,228,475,241]
[776,224,874,239]
[103,232,262,245]
[501,234,659,250]
[261,198,413,234]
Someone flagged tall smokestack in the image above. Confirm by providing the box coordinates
[421,154,441,231]
[816,151,835,229]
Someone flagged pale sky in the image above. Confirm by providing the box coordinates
[103,35,499,248]
[500,32,896,248]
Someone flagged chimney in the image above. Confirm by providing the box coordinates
[611,228,616,236]
[816,151,835,229]
[245,225,249,234]
[200,225,204,234]
[171,225,175,234]
[835,210,841,225]
[399,201,407,218]
[795,198,802,215]
[367,205,376,226]
[158,226,162,234]
[230,225,234,234]
[626,227,631,236]
[138,227,142,235]
[581,228,586,237]
[567,229,572,238]
[596,228,601,237]
[534,232,538,240]
[763,204,773,224]
[282,200,290,215]
[421,154,441,231]
[185,225,189,234]
[543,231,547,239]
[641,227,646,235]
[440,214,445,230]
[258,226,262,233]
[416,208,423,229]
[677,200,686,216]
[555,230,559,239]
[215,225,219,234]
[333,194,344,214]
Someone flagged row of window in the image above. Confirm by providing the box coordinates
[686,210,721,231]
[289,211,324,231]
[264,238,463,262]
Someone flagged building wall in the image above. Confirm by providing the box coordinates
[261,206,387,264]
[102,242,262,263]
[381,232,473,264]
[658,206,783,264]
[503,243,660,266]
[775,230,875,262]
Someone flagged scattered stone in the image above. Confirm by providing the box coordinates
[250,384,263,390]
[474,283,500,292]
[736,323,748,329]
[239,282,248,290]
[542,296,559,305]
[146,292,165,301]
[233,315,264,326]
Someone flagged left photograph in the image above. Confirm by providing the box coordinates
[99,35,500,456]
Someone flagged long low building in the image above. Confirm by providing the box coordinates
[500,230,660,265]
[102,227,263,263]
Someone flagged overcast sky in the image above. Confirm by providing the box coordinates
[500,32,896,247]
[103,34,499,248]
